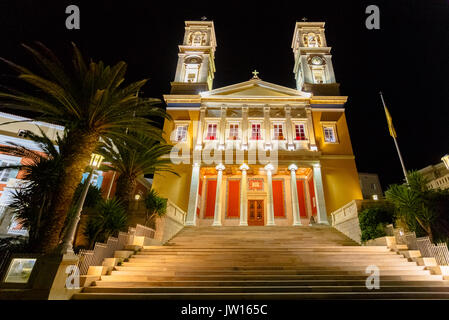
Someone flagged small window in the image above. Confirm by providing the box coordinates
[323,125,337,143]
[174,125,188,142]
[295,124,306,140]
[251,124,262,140]
[273,124,284,140]
[206,124,218,140]
[228,124,239,140]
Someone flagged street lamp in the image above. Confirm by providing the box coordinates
[59,153,104,254]
[442,154,449,170]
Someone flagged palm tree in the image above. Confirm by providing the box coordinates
[386,171,436,242]
[0,43,167,253]
[144,189,168,228]
[83,198,127,249]
[98,132,176,209]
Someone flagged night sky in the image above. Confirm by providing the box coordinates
[0,0,448,191]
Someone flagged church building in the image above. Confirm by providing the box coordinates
[152,20,363,227]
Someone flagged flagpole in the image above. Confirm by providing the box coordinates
[379,91,409,184]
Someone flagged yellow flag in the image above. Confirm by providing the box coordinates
[384,106,397,138]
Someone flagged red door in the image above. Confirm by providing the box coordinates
[248,200,264,226]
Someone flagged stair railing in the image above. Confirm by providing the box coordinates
[390,227,449,266]
[76,224,151,275]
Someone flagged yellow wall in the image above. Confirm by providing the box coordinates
[156,109,200,212]
[152,163,192,212]
[321,158,363,214]
[312,111,354,156]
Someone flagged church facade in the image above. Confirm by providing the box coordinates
[152,20,363,227]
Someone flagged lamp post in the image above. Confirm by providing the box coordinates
[59,153,104,254]
[442,155,449,170]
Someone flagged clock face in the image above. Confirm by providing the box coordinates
[311,56,324,65]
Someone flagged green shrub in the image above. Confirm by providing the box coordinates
[359,207,395,243]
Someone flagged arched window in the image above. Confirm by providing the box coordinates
[183,56,202,83]
[192,32,203,46]
[303,33,321,47]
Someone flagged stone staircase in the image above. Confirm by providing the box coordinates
[73,225,449,299]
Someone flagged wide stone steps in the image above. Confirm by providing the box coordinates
[115,265,427,271]
[91,279,449,288]
[97,274,442,282]
[73,292,449,300]
[80,285,449,294]
[73,226,449,300]
[110,269,431,276]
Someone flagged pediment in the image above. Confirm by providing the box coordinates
[200,79,311,98]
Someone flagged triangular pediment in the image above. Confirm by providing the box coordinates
[200,78,311,98]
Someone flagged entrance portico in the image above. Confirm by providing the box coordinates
[185,162,328,227]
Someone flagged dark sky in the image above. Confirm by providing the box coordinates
[0,0,448,190]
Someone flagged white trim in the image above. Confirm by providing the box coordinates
[0,112,64,130]
[0,135,47,152]
[171,121,190,143]
[226,121,241,141]
[321,122,339,144]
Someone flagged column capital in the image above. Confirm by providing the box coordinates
[215,163,225,171]
[264,163,275,172]
[312,162,321,168]
[239,163,250,171]
[288,164,298,172]
[193,162,201,168]
[284,105,291,113]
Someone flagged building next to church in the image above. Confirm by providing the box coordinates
[152,20,363,227]
[418,155,449,191]
[358,172,383,200]
[0,111,151,236]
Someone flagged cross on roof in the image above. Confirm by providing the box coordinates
[301,17,308,22]
[252,70,259,78]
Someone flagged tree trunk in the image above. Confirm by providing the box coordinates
[115,174,137,211]
[32,130,100,254]
[415,216,434,243]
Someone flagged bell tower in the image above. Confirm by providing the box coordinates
[291,21,340,96]
[171,20,217,94]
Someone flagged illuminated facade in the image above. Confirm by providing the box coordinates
[152,20,363,226]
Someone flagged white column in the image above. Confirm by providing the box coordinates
[306,108,318,151]
[312,163,329,225]
[213,163,225,226]
[218,106,226,150]
[265,163,275,226]
[285,106,294,151]
[195,107,206,150]
[239,163,249,226]
[185,163,201,226]
[304,177,313,226]
[242,106,248,150]
[264,106,271,150]
[288,164,302,226]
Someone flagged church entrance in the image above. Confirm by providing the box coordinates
[248,200,264,226]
